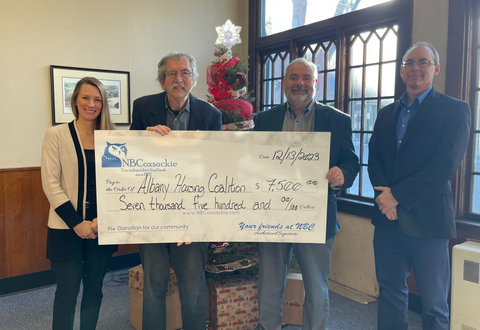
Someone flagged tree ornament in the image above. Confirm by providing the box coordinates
[215,19,242,50]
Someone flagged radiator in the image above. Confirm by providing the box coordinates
[451,240,480,330]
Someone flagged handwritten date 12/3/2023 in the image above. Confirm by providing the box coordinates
[257,147,320,165]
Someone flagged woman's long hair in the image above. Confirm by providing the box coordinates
[71,77,116,130]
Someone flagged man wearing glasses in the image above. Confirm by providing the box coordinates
[130,52,221,330]
[368,42,471,330]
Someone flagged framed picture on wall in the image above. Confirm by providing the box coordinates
[50,65,131,125]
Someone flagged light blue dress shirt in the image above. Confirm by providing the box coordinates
[396,86,432,150]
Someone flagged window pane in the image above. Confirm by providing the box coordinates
[273,56,284,78]
[381,62,396,96]
[474,133,480,172]
[472,175,480,214]
[380,98,395,108]
[351,37,364,66]
[353,133,361,154]
[365,65,379,98]
[351,102,363,131]
[477,50,480,86]
[273,80,282,104]
[383,28,398,61]
[469,4,480,216]
[363,133,372,161]
[304,52,313,62]
[304,44,316,62]
[366,34,380,64]
[316,73,325,100]
[350,68,363,98]
[349,173,360,196]
[262,0,393,37]
[315,47,326,71]
[364,102,378,131]
[476,93,480,130]
[327,72,336,100]
[264,58,273,79]
[362,166,374,198]
[263,81,271,105]
[327,44,337,70]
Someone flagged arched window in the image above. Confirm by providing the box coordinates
[248,0,412,215]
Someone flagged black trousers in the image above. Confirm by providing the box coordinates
[50,243,111,330]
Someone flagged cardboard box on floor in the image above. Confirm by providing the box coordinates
[282,273,305,326]
[128,265,182,330]
[130,288,182,330]
[128,264,178,295]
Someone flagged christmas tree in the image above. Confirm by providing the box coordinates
[205,20,258,283]
[206,19,255,131]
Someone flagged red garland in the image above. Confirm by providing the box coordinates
[206,53,254,128]
[209,79,233,101]
[206,57,241,92]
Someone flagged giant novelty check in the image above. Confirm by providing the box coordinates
[95,130,330,244]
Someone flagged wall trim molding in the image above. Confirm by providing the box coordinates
[0,166,40,173]
[0,252,140,297]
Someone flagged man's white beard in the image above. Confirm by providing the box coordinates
[287,90,312,104]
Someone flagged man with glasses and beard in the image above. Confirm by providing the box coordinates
[130,52,221,330]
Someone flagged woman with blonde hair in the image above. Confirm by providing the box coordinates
[41,77,117,329]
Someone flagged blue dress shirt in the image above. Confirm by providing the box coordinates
[396,86,432,150]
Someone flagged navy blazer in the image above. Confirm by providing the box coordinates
[130,91,222,131]
[254,102,360,239]
[368,88,471,238]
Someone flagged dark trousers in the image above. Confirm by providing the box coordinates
[255,239,334,330]
[138,242,208,330]
[373,227,450,330]
[50,246,111,330]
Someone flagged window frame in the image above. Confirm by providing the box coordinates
[446,0,480,222]
[248,0,413,217]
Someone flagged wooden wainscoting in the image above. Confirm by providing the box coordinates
[0,167,138,280]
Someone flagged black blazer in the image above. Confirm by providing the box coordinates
[130,91,222,131]
[368,88,471,238]
[254,102,360,239]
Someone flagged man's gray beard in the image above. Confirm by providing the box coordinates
[287,90,312,104]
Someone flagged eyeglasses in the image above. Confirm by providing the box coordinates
[401,59,436,68]
[165,70,192,79]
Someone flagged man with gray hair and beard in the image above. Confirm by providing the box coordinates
[254,58,359,330]
[130,52,221,330]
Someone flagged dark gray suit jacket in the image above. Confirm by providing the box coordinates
[130,91,222,131]
[254,102,360,239]
[368,88,471,238]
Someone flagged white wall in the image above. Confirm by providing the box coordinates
[412,0,449,92]
[0,0,248,169]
